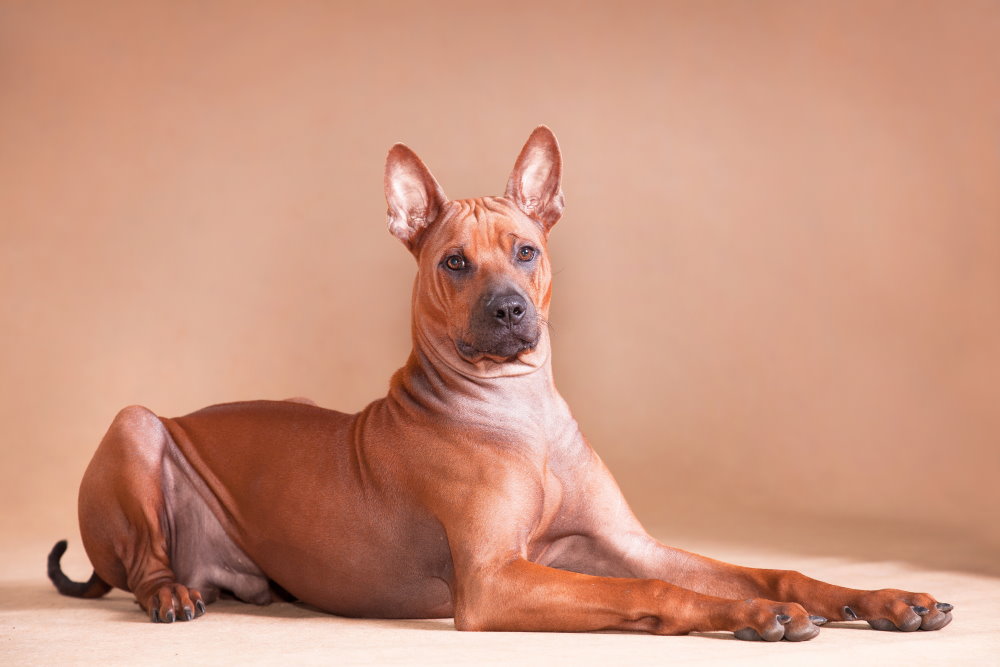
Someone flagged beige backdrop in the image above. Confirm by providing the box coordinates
[2,1,998,576]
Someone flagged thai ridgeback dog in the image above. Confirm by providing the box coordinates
[49,126,953,640]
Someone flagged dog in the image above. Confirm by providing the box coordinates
[49,126,952,640]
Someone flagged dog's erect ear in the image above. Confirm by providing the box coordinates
[384,143,448,250]
[505,126,565,231]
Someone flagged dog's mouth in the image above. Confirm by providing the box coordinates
[455,334,539,364]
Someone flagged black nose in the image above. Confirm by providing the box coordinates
[488,293,527,326]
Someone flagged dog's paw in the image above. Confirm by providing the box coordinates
[732,599,825,641]
[842,590,953,632]
[148,583,207,623]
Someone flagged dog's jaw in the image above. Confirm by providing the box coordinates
[412,310,551,380]
[454,334,542,366]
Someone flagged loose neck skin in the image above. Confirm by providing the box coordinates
[370,291,580,450]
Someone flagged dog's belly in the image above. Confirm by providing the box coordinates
[161,400,455,619]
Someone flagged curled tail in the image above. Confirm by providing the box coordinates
[48,540,112,599]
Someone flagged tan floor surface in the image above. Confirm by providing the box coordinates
[3,533,996,666]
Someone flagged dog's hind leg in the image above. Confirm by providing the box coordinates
[76,405,207,623]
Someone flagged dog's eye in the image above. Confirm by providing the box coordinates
[444,255,466,271]
[517,246,537,262]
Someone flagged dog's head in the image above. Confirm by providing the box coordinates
[384,127,564,377]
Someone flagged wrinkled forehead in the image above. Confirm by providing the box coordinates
[420,197,546,258]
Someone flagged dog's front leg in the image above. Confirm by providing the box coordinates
[599,532,953,631]
[442,477,820,642]
[566,462,954,633]
[450,555,820,640]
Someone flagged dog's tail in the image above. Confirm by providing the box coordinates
[48,540,112,598]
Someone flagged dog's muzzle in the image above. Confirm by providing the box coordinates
[457,287,540,362]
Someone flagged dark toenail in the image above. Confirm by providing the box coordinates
[912,605,929,615]
[809,615,828,625]
[164,608,175,623]
[776,614,792,624]
[936,602,953,613]
[183,606,194,621]
[196,600,207,615]
[843,606,858,620]
[152,608,161,623]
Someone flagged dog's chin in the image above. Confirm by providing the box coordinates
[455,338,538,365]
